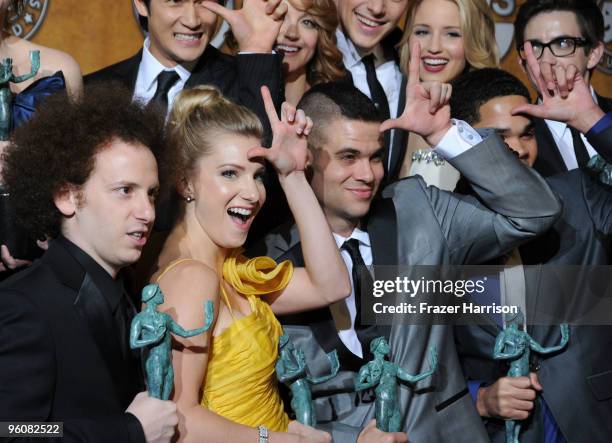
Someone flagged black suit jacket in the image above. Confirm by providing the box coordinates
[533,94,611,177]
[455,121,612,443]
[0,240,144,442]
[519,169,612,265]
[85,45,283,140]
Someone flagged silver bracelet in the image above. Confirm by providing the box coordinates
[258,425,269,443]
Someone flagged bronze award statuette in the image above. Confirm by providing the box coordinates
[355,337,438,432]
[130,283,214,400]
[494,309,569,443]
[276,334,340,426]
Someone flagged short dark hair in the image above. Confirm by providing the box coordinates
[450,68,531,125]
[3,84,167,239]
[515,0,604,52]
[137,0,150,32]
[297,81,383,148]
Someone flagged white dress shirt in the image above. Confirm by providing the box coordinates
[336,29,403,171]
[329,121,480,358]
[543,87,599,170]
[133,37,191,115]
[331,228,372,358]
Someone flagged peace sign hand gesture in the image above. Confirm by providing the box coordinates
[203,0,287,53]
[248,86,312,177]
[380,41,452,146]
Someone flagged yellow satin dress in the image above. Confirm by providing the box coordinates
[157,249,293,432]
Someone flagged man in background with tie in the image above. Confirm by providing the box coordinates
[253,45,561,441]
[85,0,285,129]
[450,62,612,443]
[514,0,610,177]
[0,86,179,443]
[334,0,408,181]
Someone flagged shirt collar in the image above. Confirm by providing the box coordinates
[335,29,386,70]
[141,37,191,92]
[333,227,371,249]
[56,235,124,312]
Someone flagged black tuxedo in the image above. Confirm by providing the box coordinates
[85,45,283,139]
[0,238,145,442]
[533,94,611,177]
[455,120,612,442]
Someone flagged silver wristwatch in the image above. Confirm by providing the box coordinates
[258,425,269,443]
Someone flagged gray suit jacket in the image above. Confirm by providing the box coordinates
[253,133,560,442]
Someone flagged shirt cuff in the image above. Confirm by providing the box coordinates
[125,412,147,443]
[434,119,483,159]
[467,380,485,405]
[586,111,612,137]
[237,50,277,55]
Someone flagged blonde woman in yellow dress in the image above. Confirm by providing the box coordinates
[151,84,350,443]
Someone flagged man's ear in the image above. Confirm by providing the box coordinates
[133,0,149,18]
[586,41,604,70]
[53,185,78,217]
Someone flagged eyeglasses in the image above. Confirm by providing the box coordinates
[518,36,589,60]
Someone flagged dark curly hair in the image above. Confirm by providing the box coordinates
[3,84,168,239]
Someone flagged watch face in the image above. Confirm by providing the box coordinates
[7,0,50,40]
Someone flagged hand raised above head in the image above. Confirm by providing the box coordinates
[512,42,605,133]
[247,86,311,177]
[380,41,452,146]
[203,0,287,53]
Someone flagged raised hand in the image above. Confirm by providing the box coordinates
[512,42,605,133]
[380,41,452,146]
[203,0,287,53]
[247,86,312,177]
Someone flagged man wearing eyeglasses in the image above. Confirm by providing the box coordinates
[514,0,611,177]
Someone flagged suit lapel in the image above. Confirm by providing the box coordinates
[184,45,218,88]
[362,198,397,342]
[533,117,567,176]
[386,75,408,181]
[45,241,133,403]
[115,51,142,92]
[366,197,398,267]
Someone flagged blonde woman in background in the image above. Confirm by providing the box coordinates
[395,0,498,189]
[150,85,349,442]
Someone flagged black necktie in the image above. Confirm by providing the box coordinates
[150,70,179,112]
[570,126,590,167]
[342,239,366,322]
[341,239,379,355]
[363,55,391,172]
